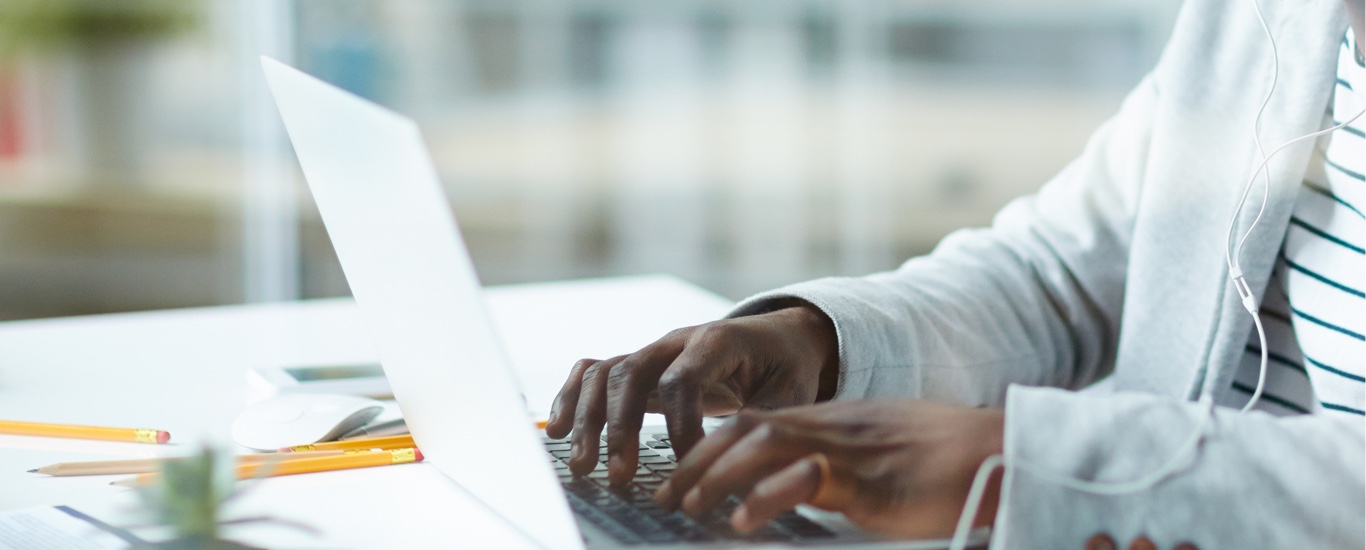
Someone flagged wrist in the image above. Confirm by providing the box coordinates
[781,302,840,402]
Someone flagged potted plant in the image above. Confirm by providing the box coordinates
[129,446,317,549]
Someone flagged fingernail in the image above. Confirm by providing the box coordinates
[682,487,702,516]
[654,482,672,506]
[570,446,588,472]
[731,504,753,533]
[607,453,624,482]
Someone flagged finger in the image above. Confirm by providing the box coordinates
[546,358,597,439]
[569,355,625,476]
[605,341,684,486]
[654,411,761,510]
[657,329,738,459]
[679,421,810,519]
[731,455,824,533]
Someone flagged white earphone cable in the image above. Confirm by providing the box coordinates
[1238,0,1279,272]
[948,398,1214,550]
[948,1,1366,545]
[1225,105,1362,416]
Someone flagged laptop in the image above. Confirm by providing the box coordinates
[261,57,984,550]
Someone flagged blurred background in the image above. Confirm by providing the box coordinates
[0,0,1180,320]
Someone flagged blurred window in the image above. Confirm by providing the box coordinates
[0,0,1180,319]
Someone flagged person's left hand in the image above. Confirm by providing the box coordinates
[653,399,1005,539]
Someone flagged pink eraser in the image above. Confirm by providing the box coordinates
[413,448,424,462]
[156,431,171,444]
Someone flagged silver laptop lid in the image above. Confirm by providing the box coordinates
[261,57,581,550]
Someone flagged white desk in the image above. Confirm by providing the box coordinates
[0,275,733,548]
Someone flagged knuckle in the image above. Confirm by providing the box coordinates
[606,359,637,389]
[582,362,609,383]
[604,424,625,446]
[691,322,735,346]
[605,424,637,450]
[572,358,599,372]
[663,326,694,340]
[657,369,696,394]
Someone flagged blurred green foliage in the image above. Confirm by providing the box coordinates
[135,447,238,543]
[0,0,201,56]
[129,447,309,548]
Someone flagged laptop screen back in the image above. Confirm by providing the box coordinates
[262,57,582,550]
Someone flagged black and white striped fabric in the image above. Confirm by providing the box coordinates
[1228,30,1365,419]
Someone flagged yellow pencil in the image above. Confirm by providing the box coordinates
[29,450,351,477]
[112,448,423,487]
[282,434,415,452]
[0,419,169,444]
[282,419,546,452]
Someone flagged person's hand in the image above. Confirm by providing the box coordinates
[654,399,1004,539]
[543,300,840,485]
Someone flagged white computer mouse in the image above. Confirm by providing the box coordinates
[231,393,384,451]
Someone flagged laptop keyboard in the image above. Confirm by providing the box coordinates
[545,434,835,545]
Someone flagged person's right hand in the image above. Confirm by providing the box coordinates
[543,300,840,487]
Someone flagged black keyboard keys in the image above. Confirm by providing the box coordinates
[544,435,829,545]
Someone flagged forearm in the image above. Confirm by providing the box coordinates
[729,76,1160,406]
[729,220,1123,407]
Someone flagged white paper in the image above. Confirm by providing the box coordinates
[0,506,135,550]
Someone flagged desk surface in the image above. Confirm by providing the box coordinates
[0,274,733,548]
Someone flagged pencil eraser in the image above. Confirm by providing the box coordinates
[156,431,171,444]
[277,447,292,453]
[413,448,424,462]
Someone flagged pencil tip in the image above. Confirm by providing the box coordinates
[26,469,37,474]
[110,478,138,488]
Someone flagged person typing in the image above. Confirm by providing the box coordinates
[545,0,1365,547]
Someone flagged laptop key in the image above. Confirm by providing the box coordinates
[564,479,599,494]
[557,450,806,546]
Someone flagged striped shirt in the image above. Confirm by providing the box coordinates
[1226,30,1365,420]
